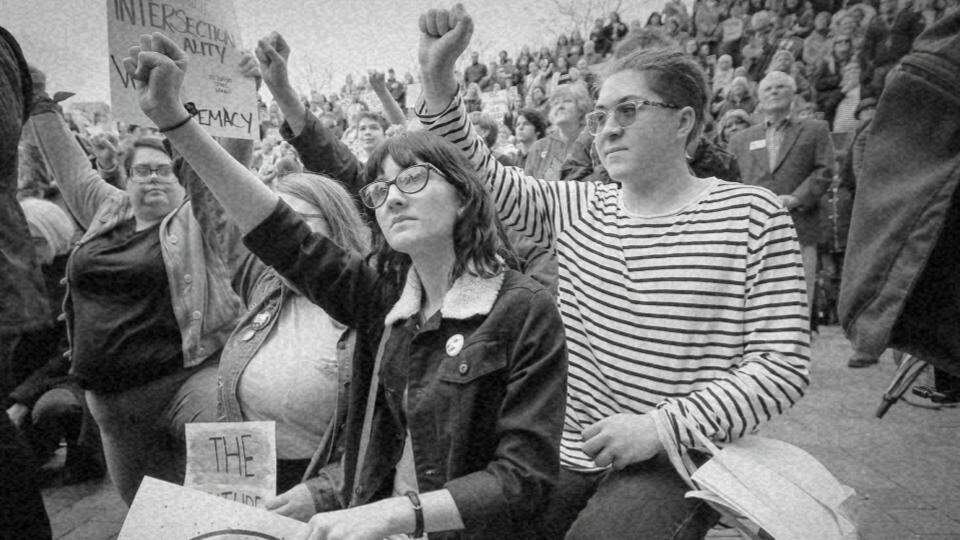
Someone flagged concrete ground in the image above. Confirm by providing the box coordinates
[33,325,960,539]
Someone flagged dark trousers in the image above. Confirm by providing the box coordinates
[0,409,51,540]
[539,453,719,539]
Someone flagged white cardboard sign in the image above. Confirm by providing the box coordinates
[106,0,259,139]
[118,476,308,539]
[184,421,277,508]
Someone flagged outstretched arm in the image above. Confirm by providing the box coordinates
[257,33,365,195]
[369,70,407,126]
[124,33,276,233]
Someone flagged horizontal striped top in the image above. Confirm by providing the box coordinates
[418,95,810,472]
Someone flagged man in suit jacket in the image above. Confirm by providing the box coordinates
[728,71,834,314]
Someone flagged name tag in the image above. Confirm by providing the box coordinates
[749,139,767,151]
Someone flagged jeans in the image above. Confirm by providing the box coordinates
[539,453,719,540]
[85,359,219,505]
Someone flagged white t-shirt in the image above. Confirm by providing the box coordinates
[238,294,343,460]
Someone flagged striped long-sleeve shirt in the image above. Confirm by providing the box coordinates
[418,94,810,472]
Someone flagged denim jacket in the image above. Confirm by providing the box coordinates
[24,109,241,373]
[244,201,568,540]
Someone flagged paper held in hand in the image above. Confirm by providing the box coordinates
[118,476,308,540]
[106,0,259,139]
[184,421,277,509]
[654,410,859,540]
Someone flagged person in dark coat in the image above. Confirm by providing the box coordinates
[840,10,960,401]
[728,70,834,313]
[0,24,52,540]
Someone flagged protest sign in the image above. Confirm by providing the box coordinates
[119,477,308,539]
[184,421,277,508]
[481,89,510,123]
[106,0,259,139]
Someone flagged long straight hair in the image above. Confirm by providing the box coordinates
[275,173,371,256]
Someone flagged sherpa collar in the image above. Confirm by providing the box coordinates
[384,267,505,326]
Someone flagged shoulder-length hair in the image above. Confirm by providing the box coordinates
[363,131,517,292]
[275,173,371,256]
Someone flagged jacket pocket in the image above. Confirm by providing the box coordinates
[436,338,508,384]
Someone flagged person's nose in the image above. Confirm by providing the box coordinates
[382,182,408,209]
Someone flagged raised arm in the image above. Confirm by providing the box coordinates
[368,70,407,126]
[416,5,579,250]
[257,33,365,195]
[25,97,121,229]
[124,32,378,326]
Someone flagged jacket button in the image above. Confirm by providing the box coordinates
[184,274,193,284]
[192,310,202,320]
[59,277,68,286]
[458,363,469,375]
[354,486,363,497]
[168,234,178,244]
[57,313,67,322]
[62,349,71,359]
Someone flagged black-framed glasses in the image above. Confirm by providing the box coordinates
[129,164,177,183]
[584,99,681,136]
[359,163,442,209]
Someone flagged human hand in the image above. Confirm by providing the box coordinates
[303,505,393,540]
[779,194,800,209]
[368,70,387,94]
[90,132,119,170]
[418,4,473,94]
[256,32,293,96]
[6,403,29,429]
[264,483,315,522]
[239,49,262,91]
[122,32,189,128]
[582,413,663,470]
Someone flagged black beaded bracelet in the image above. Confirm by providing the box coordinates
[405,491,424,538]
[158,102,198,133]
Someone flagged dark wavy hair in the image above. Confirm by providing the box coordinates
[363,131,517,293]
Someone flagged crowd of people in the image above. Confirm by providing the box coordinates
[1,0,958,539]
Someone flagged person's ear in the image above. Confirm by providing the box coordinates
[677,106,697,142]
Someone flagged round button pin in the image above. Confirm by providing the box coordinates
[458,363,469,375]
[446,334,464,356]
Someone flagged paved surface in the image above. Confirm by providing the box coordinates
[35,326,960,539]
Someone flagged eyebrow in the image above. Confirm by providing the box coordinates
[594,95,649,110]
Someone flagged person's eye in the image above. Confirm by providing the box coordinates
[133,165,150,176]
[617,102,639,122]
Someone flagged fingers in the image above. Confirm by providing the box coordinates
[423,8,440,36]
[435,9,451,34]
[150,32,188,65]
[450,3,474,41]
[258,38,285,67]
[269,31,291,61]
[263,494,285,511]
[581,418,604,441]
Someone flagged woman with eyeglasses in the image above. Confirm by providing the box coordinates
[417,6,809,539]
[124,33,567,540]
[25,113,242,504]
